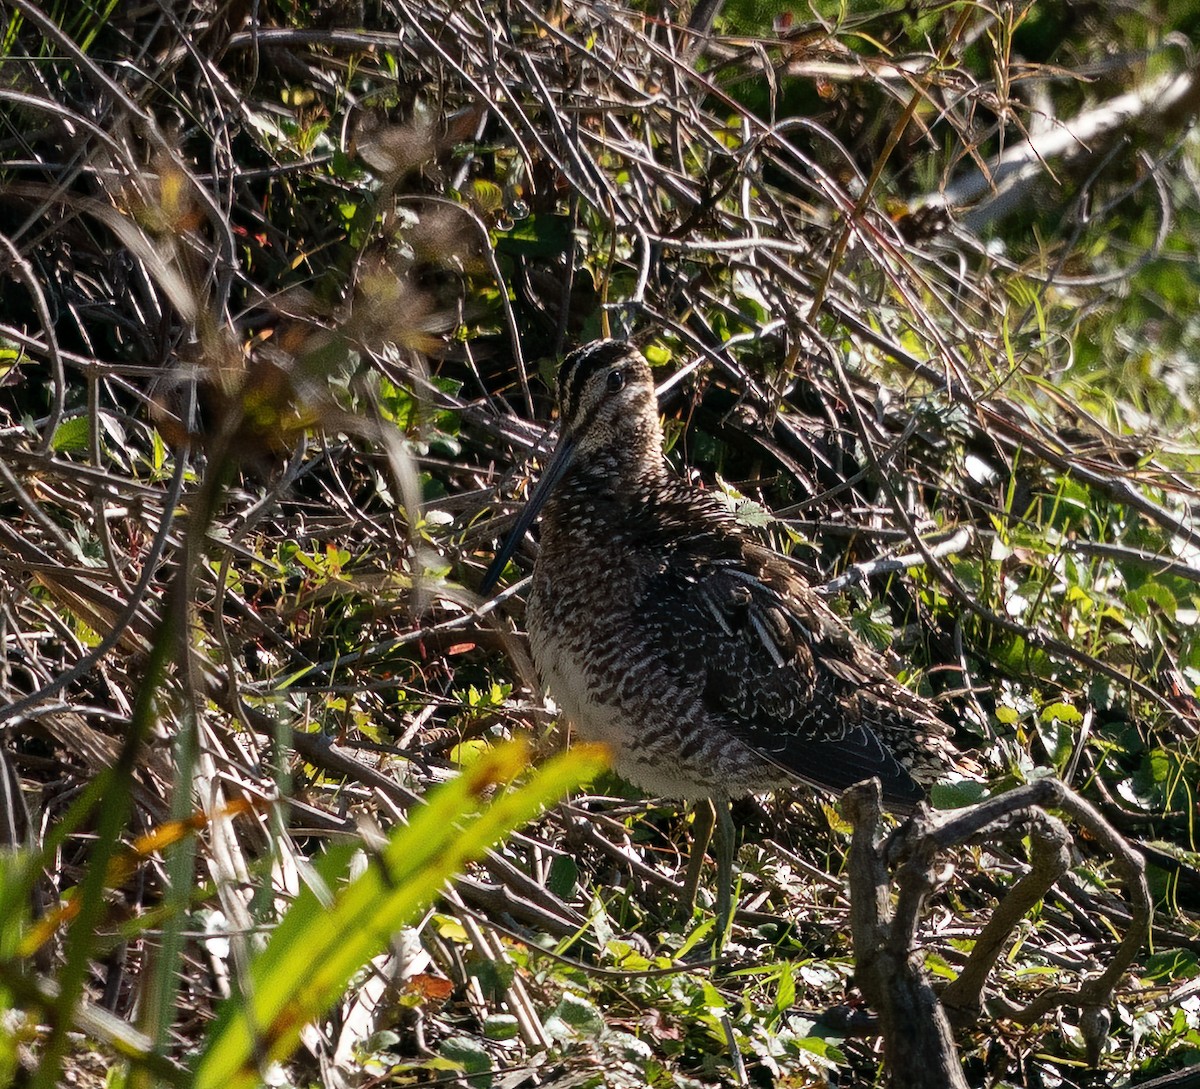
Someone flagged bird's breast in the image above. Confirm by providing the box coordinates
[525,543,785,801]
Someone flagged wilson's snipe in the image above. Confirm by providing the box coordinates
[482,341,954,936]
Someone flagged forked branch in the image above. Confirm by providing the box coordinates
[844,778,1151,1088]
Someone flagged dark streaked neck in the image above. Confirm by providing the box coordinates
[558,432,670,503]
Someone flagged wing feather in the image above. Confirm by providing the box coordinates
[634,489,945,810]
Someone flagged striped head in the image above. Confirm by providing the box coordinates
[480,340,662,592]
[553,340,661,462]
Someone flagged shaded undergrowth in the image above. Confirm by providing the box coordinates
[2,0,1200,1085]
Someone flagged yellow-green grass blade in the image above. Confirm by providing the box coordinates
[194,740,607,1089]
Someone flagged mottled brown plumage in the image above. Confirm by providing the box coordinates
[483,340,954,928]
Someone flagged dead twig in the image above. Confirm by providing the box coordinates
[845,777,1151,1086]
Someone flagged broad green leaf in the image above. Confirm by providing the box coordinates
[793,1035,847,1067]
[548,992,603,1035]
[547,854,578,899]
[930,780,990,809]
[439,1035,492,1083]
[50,416,90,453]
[925,951,958,980]
[484,1014,519,1041]
[494,214,571,257]
[1039,702,1083,725]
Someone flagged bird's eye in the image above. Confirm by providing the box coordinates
[606,369,625,393]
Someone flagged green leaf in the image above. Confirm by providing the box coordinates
[194,740,608,1089]
[484,1014,519,1041]
[470,956,515,997]
[930,780,990,809]
[439,1035,492,1083]
[733,499,771,528]
[792,1035,847,1067]
[925,951,958,981]
[150,427,166,473]
[1039,702,1083,725]
[494,214,571,257]
[1128,579,1178,620]
[548,992,604,1035]
[50,416,90,453]
[547,854,578,899]
[449,738,491,766]
[771,967,796,1018]
[642,343,672,366]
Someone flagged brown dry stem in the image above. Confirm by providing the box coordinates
[844,777,1151,1087]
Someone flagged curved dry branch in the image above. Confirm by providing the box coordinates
[846,777,1151,1086]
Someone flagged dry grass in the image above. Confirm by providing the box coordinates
[2,0,1200,1085]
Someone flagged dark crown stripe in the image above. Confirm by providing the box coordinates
[559,340,630,425]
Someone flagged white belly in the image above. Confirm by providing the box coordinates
[531,628,628,749]
[529,625,730,800]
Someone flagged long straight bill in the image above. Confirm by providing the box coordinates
[479,432,577,593]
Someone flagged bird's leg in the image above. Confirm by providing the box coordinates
[681,798,717,914]
[713,796,736,948]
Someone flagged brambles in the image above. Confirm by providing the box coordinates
[2,1,1200,1086]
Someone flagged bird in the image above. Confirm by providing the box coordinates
[481,340,955,938]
